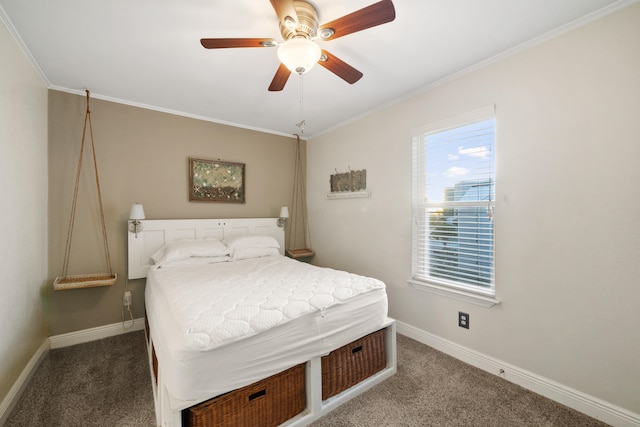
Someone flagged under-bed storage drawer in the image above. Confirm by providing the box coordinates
[151,345,158,385]
[182,363,306,427]
[321,328,387,400]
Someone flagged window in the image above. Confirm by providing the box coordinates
[411,106,497,303]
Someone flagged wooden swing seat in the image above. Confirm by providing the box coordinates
[53,273,117,290]
[54,90,116,291]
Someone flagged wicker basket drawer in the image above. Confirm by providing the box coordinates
[321,329,386,400]
[183,363,306,427]
[151,345,158,385]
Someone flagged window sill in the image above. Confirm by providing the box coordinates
[407,279,501,308]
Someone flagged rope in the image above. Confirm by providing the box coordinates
[288,134,312,250]
[87,95,113,276]
[61,94,88,278]
[60,90,113,278]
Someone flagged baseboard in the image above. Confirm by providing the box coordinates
[0,339,50,425]
[49,318,146,349]
[396,321,640,427]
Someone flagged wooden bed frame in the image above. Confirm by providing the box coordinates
[128,218,397,427]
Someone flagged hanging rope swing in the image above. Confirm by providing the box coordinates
[285,134,315,260]
[53,90,117,290]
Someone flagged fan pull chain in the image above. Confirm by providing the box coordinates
[296,74,305,134]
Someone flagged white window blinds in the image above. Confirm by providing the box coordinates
[412,106,496,294]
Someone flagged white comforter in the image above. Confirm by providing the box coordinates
[147,255,385,351]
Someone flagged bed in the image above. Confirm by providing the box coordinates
[128,218,397,427]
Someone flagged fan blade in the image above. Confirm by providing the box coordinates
[200,38,275,49]
[269,63,292,91]
[318,50,363,84]
[318,0,396,41]
[270,0,298,28]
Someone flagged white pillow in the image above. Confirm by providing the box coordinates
[223,235,280,251]
[151,239,229,264]
[232,247,280,261]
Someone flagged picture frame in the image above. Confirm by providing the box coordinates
[189,157,245,203]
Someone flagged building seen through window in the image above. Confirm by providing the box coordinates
[428,179,493,288]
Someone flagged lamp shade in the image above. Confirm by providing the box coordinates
[129,203,146,220]
[279,206,289,219]
[277,38,321,74]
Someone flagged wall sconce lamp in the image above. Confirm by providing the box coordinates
[277,206,289,228]
[128,203,145,238]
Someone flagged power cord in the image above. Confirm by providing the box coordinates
[122,280,135,329]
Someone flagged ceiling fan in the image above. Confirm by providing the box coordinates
[200,0,396,91]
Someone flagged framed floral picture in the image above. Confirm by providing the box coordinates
[189,157,245,203]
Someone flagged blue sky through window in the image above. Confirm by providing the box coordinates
[424,118,495,203]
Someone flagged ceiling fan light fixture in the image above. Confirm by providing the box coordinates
[277,37,321,74]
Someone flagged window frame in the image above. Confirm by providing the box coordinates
[409,106,500,308]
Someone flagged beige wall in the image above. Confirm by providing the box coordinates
[48,91,299,335]
[0,20,48,408]
[307,3,640,416]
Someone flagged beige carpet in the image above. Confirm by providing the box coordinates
[310,334,609,427]
[5,331,609,426]
[5,330,155,426]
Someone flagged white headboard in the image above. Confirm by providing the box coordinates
[127,218,284,279]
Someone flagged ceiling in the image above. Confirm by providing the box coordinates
[0,0,630,138]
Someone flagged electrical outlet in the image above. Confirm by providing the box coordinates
[123,290,132,307]
[458,312,469,329]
